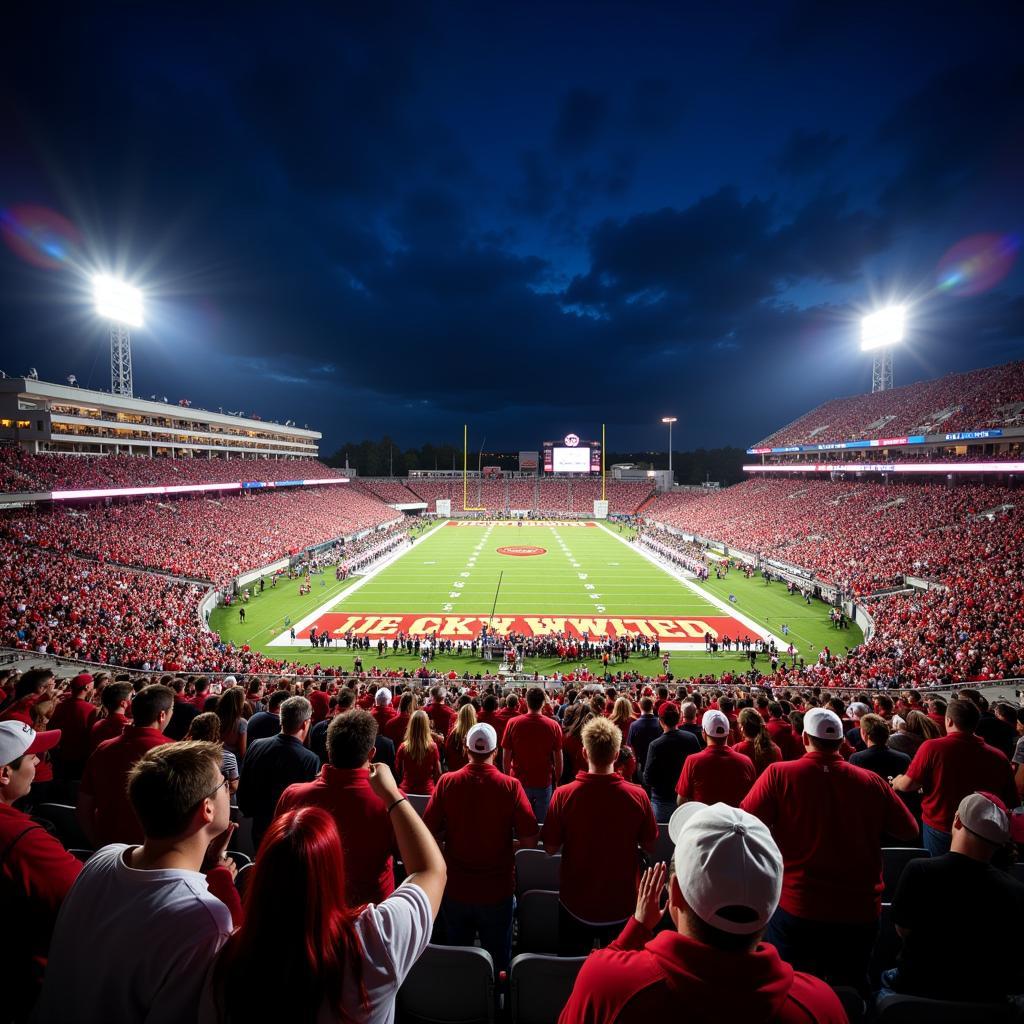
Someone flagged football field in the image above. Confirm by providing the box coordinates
[266,521,783,650]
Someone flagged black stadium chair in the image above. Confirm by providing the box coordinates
[1010,862,1024,885]
[515,849,561,898]
[516,889,560,955]
[831,986,866,1023]
[881,847,930,901]
[651,822,674,865]
[869,903,901,989]
[33,803,91,850]
[406,793,430,818]
[874,991,1019,1022]
[396,944,494,1024]
[509,954,586,1024]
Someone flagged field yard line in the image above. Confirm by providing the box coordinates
[594,523,789,649]
[267,522,446,645]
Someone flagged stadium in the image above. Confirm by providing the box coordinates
[4,7,1024,1024]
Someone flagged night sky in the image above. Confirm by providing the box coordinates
[2,3,1022,456]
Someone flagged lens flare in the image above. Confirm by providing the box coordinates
[936,232,1019,297]
[0,204,82,270]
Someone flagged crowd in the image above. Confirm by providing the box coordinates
[754,358,1024,449]
[2,669,1022,1022]
[3,486,396,585]
[0,450,344,494]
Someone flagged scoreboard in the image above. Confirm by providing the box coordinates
[543,433,602,474]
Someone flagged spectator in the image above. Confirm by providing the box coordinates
[87,681,132,755]
[892,698,1018,856]
[370,687,395,734]
[396,710,441,796]
[543,717,657,955]
[678,701,705,748]
[425,723,537,972]
[849,714,910,781]
[37,741,240,1024]
[424,685,456,738]
[276,709,397,906]
[237,695,319,849]
[675,711,755,808]
[214,686,247,761]
[165,679,199,741]
[444,703,476,772]
[558,805,845,1023]
[46,673,97,780]
[384,692,417,746]
[502,686,564,822]
[246,688,288,743]
[0,668,55,725]
[626,696,661,772]
[766,703,803,761]
[884,791,1024,1001]
[203,767,445,1024]
[643,704,700,822]
[887,709,939,759]
[0,721,81,1022]
[742,708,918,988]
[186,713,240,795]
[77,684,174,847]
[734,708,783,778]
[1014,708,1024,799]
[844,702,871,752]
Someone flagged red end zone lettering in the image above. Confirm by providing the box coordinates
[298,613,755,643]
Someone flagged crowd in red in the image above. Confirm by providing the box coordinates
[0,450,344,494]
[754,359,1024,449]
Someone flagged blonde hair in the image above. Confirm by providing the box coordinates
[610,697,634,735]
[582,717,622,768]
[453,703,477,746]
[403,710,434,762]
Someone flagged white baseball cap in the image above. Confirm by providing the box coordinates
[0,721,61,767]
[957,792,1010,844]
[803,708,844,740]
[466,723,497,755]
[668,802,783,935]
[701,710,730,739]
[846,702,870,719]
[374,688,392,705]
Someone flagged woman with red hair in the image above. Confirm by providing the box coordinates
[201,764,446,1023]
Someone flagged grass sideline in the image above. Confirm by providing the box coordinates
[209,521,862,678]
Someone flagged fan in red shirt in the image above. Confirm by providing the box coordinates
[492,694,521,738]
[383,692,416,746]
[766,704,804,761]
[444,705,476,772]
[425,722,537,972]
[396,710,442,795]
[276,709,397,906]
[542,716,657,955]
[88,681,133,756]
[78,684,174,847]
[733,708,783,778]
[502,687,564,822]
[742,708,918,989]
[892,698,1017,856]
[675,711,755,808]
[47,674,98,779]
[424,685,456,738]
[558,803,845,1024]
[370,687,396,734]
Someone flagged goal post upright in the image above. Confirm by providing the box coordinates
[463,422,484,511]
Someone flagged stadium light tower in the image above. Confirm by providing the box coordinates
[860,306,905,393]
[661,416,677,480]
[93,275,143,397]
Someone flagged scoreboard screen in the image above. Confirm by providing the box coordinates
[543,434,601,474]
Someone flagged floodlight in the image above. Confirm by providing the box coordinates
[860,306,904,351]
[92,275,144,327]
[661,416,677,424]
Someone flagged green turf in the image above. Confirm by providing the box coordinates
[209,520,862,678]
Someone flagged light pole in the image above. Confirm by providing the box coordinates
[93,275,143,397]
[661,417,677,481]
[860,306,905,393]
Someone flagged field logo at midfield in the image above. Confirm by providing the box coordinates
[298,613,754,644]
[496,546,546,557]
[447,521,596,528]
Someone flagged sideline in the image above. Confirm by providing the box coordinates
[594,522,789,650]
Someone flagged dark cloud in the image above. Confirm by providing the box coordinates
[553,88,610,155]
[774,129,846,177]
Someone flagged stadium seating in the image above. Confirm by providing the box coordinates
[872,992,1019,1022]
[515,890,560,955]
[396,944,495,1024]
[509,955,587,1024]
[354,479,424,504]
[753,359,1024,449]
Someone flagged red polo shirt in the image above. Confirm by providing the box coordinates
[308,690,331,724]
[542,772,657,923]
[426,701,456,738]
[444,730,469,772]
[766,719,804,760]
[370,704,396,735]
[423,761,537,903]
[79,725,172,846]
[384,712,411,746]
[276,765,395,906]
[87,711,128,755]
[733,738,783,778]
[557,917,845,1023]
[741,750,918,923]
[675,744,755,807]
[502,712,563,789]
[903,730,1017,832]
[477,709,506,743]
[397,742,441,795]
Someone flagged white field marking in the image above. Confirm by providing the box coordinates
[265,521,448,646]
[593,522,789,649]
[423,561,436,564]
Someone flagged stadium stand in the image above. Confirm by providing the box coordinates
[754,359,1024,448]
[352,478,424,504]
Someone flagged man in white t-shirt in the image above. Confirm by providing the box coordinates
[36,741,241,1024]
